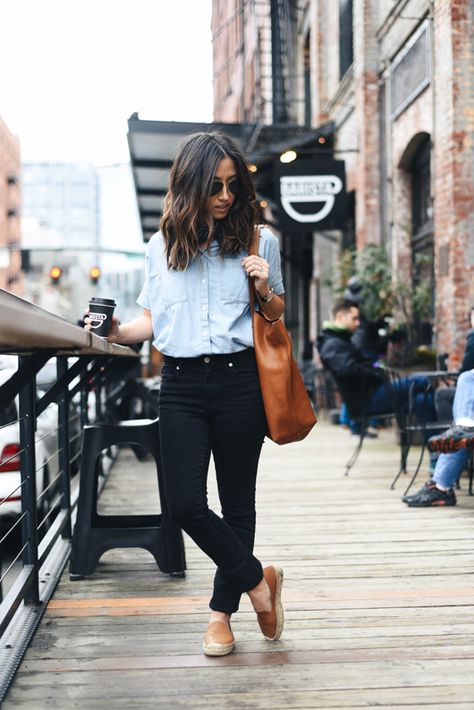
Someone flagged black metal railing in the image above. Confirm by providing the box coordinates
[0,289,142,699]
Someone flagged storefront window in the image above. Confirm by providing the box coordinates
[304,34,311,127]
[339,0,353,78]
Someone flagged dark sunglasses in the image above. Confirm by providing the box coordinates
[209,179,240,197]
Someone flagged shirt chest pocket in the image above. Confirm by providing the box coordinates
[151,268,189,309]
[220,254,249,304]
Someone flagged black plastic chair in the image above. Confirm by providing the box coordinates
[69,417,186,580]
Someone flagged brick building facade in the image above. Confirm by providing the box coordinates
[212,0,474,368]
[213,1,276,124]
[0,114,21,294]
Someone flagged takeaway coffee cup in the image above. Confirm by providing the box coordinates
[88,297,116,337]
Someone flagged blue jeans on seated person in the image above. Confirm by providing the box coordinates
[432,369,474,489]
[365,375,437,432]
[340,402,379,435]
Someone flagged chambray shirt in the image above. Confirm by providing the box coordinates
[136,226,284,357]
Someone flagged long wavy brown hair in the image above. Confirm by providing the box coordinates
[160,132,259,270]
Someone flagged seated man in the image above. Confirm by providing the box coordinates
[403,369,474,507]
[343,276,390,362]
[317,298,436,426]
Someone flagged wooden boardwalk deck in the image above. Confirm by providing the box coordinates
[4,421,474,709]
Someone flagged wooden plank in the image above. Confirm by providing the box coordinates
[7,660,474,698]
[23,640,473,672]
[17,643,474,672]
[6,695,474,710]
[45,581,474,617]
[4,421,474,709]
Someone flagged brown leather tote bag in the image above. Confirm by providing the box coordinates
[249,232,317,445]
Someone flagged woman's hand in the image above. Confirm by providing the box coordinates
[84,312,121,343]
[85,310,153,345]
[241,255,270,297]
[104,315,121,343]
[241,255,285,319]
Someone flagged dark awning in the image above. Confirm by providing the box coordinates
[127,114,334,241]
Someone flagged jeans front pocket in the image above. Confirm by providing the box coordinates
[218,357,262,403]
[160,364,181,384]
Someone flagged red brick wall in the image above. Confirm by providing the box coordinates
[210,0,474,364]
[212,1,270,123]
[353,0,380,247]
[212,0,244,121]
[336,106,358,195]
[433,0,474,368]
[0,114,22,295]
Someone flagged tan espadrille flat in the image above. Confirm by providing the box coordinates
[256,565,284,641]
[203,621,235,656]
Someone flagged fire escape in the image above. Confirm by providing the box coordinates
[252,0,297,125]
[270,0,294,123]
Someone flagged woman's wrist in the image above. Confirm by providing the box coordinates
[109,314,153,345]
[256,283,273,300]
[107,325,121,344]
[258,290,284,319]
[259,286,274,303]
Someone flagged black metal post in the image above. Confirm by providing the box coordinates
[302,232,314,361]
[79,367,90,428]
[57,357,72,539]
[18,356,39,605]
[95,376,103,422]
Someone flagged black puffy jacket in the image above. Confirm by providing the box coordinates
[460,330,474,373]
[317,326,385,418]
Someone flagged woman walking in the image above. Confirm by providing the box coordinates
[88,131,285,656]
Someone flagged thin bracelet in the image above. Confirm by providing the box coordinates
[259,286,274,303]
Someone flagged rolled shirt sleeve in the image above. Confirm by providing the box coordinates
[259,226,285,296]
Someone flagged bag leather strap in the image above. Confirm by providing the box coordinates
[248,226,280,324]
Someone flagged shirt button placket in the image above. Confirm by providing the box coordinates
[200,262,210,352]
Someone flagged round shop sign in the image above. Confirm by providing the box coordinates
[280,175,343,224]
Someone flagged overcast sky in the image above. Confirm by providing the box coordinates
[0,0,213,166]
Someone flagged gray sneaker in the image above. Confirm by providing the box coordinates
[402,480,436,504]
[405,484,456,507]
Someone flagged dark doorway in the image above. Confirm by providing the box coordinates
[411,134,434,344]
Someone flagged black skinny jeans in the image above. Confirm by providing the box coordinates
[158,348,268,614]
